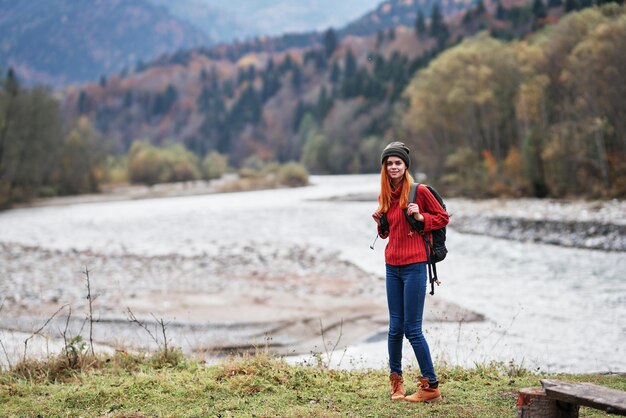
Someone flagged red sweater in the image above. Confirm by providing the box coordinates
[379,184,449,266]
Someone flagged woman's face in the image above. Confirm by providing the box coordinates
[386,156,406,182]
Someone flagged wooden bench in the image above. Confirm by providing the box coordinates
[517,379,626,417]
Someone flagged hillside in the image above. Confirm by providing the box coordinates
[342,0,472,36]
[0,0,210,86]
[148,0,382,43]
[4,0,623,202]
[59,0,537,166]
[0,0,484,87]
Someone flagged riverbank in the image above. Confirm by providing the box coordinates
[0,241,482,368]
[1,175,624,373]
[449,198,626,252]
[335,192,626,252]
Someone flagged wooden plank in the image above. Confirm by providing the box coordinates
[541,379,626,416]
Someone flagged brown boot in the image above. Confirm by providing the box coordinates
[404,377,442,403]
[389,372,406,401]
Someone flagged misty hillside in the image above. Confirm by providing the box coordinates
[0,0,484,86]
[342,0,472,36]
[148,0,382,43]
[59,0,554,169]
[0,0,210,86]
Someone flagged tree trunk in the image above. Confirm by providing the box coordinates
[517,387,579,418]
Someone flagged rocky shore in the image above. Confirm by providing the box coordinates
[336,193,626,252]
[448,198,626,252]
[0,241,482,366]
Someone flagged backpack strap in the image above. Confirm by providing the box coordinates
[409,182,440,295]
[404,183,424,232]
[408,182,419,204]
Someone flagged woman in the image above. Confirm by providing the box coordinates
[372,141,449,403]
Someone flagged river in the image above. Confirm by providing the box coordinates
[0,174,624,373]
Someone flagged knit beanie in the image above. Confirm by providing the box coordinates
[381,141,411,168]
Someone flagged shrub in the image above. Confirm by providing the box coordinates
[128,141,200,185]
[276,162,309,187]
[201,151,229,180]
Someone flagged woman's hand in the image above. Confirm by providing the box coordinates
[407,203,425,222]
[372,211,382,225]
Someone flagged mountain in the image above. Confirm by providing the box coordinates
[0,0,210,86]
[147,0,382,43]
[341,0,475,36]
[141,0,483,73]
[61,0,530,164]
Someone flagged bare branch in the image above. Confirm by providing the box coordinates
[318,318,344,368]
[126,308,159,348]
[83,266,96,357]
[0,299,12,369]
[151,314,169,357]
[23,304,68,363]
[61,305,74,367]
[0,335,11,370]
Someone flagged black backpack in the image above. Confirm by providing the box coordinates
[403,183,448,295]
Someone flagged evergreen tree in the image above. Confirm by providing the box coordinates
[315,86,333,120]
[5,68,19,97]
[261,71,280,101]
[292,100,307,131]
[124,91,133,108]
[548,0,562,8]
[330,61,341,84]
[430,2,449,48]
[496,0,507,19]
[415,10,427,37]
[246,65,256,82]
[237,67,247,85]
[532,0,548,19]
[344,49,357,80]
[210,67,220,93]
[280,54,295,73]
[291,65,303,91]
[77,90,89,114]
[229,85,261,130]
[376,29,385,47]
[564,0,578,12]
[477,0,487,14]
[323,28,338,58]
[223,80,235,98]
[463,10,473,24]
[152,84,178,116]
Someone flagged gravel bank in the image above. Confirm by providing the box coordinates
[337,193,625,251]
[0,241,481,366]
[449,198,626,251]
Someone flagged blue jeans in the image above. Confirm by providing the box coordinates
[386,262,437,383]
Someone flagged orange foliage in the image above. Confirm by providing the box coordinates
[482,149,498,178]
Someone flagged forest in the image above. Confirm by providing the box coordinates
[1,1,624,208]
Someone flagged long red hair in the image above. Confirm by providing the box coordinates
[377,160,414,213]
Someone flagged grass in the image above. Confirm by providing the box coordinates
[1,351,624,417]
